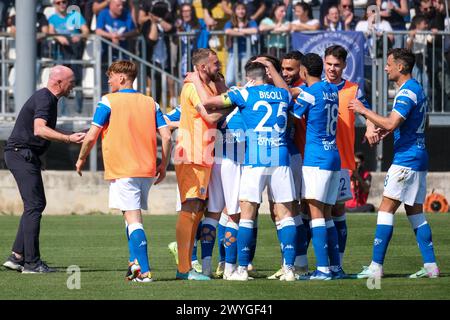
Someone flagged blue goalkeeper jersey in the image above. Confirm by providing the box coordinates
[227,84,292,167]
[391,78,428,171]
[291,81,341,171]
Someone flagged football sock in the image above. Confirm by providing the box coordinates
[249,217,258,263]
[237,219,254,267]
[176,211,200,273]
[408,213,437,264]
[311,218,329,273]
[275,221,284,265]
[326,220,341,271]
[224,220,239,266]
[301,213,312,250]
[191,221,203,262]
[128,223,150,274]
[279,217,297,267]
[372,211,394,265]
[217,213,227,263]
[333,214,347,265]
[201,217,218,275]
[293,215,308,268]
[125,222,136,264]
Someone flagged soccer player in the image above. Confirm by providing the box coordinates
[268,51,309,280]
[192,99,246,279]
[192,61,298,281]
[350,48,440,279]
[75,61,171,282]
[323,45,373,273]
[174,48,227,281]
[164,106,203,274]
[292,53,341,281]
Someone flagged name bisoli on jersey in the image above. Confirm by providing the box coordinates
[259,91,283,100]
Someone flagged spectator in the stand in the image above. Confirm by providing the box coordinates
[339,0,358,30]
[345,152,375,213]
[222,0,267,22]
[259,2,290,57]
[93,0,136,24]
[9,5,49,58]
[138,0,178,25]
[202,0,230,28]
[406,14,431,96]
[49,0,90,115]
[376,0,409,47]
[0,0,14,32]
[416,0,450,110]
[323,5,346,30]
[290,2,320,31]
[224,2,258,86]
[320,0,339,26]
[95,0,137,53]
[142,0,175,104]
[175,3,207,77]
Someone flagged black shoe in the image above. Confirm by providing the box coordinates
[2,254,25,272]
[22,260,56,274]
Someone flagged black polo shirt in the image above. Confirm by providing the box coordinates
[6,88,58,156]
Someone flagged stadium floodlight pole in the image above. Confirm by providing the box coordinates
[15,0,37,116]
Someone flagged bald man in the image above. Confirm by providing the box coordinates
[2,65,86,274]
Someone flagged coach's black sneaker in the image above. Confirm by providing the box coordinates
[22,260,56,274]
[2,254,25,272]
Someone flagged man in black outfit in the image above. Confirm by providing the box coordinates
[2,65,86,274]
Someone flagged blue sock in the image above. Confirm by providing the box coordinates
[224,221,239,264]
[126,224,136,263]
[128,223,150,273]
[279,217,297,266]
[333,215,347,264]
[311,218,329,272]
[249,220,258,263]
[200,218,218,260]
[408,213,436,264]
[217,214,227,263]
[372,212,394,265]
[191,221,202,262]
[326,220,341,268]
[301,213,312,251]
[237,219,254,267]
[294,215,308,266]
[276,221,283,265]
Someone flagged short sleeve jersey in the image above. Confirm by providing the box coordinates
[391,78,428,171]
[227,84,292,167]
[291,81,341,171]
[6,88,58,155]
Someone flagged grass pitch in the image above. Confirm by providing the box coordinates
[0,213,448,300]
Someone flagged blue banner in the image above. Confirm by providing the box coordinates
[291,31,366,93]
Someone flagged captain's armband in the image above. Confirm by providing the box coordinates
[221,93,233,108]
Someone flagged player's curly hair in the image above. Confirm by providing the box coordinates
[300,53,323,78]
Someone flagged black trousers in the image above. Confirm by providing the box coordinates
[4,149,46,264]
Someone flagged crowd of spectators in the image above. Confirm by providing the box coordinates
[0,0,449,108]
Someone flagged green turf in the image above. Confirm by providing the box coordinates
[0,213,448,300]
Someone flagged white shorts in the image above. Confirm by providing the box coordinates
[268,153,302,201]
[336,169,353,203]
[109,177,155,211]
[383,164,427,206]
[240,166,295,204]
[301,166,340,205]
[207,158,242,215]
